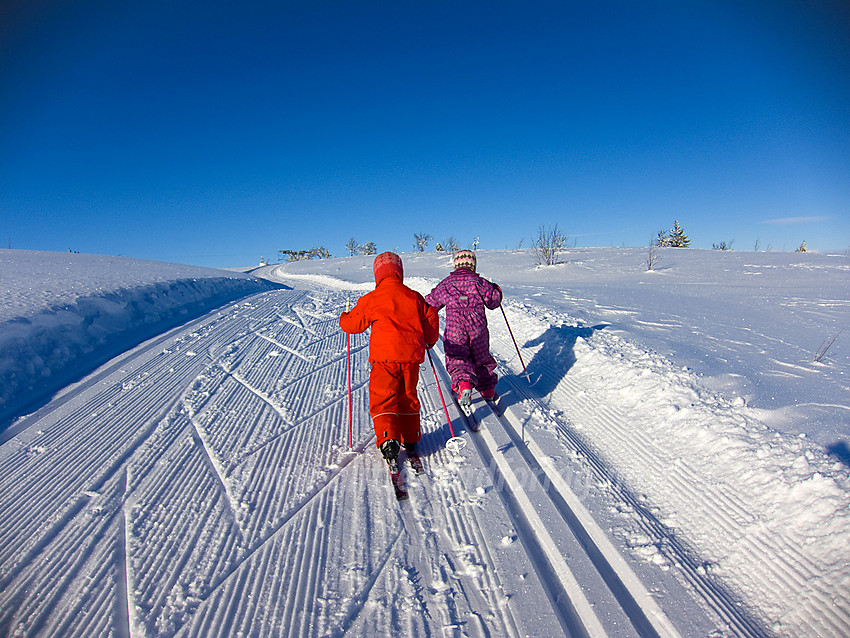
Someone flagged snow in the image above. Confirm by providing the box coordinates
[0,246,848,637]
[0,250,279,423]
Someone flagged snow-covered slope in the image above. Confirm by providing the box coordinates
[0,250,278,424]
[0,247,847,637]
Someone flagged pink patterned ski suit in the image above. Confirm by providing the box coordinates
[425,268,502,394]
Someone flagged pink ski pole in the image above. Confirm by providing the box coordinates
[427,350,466,451]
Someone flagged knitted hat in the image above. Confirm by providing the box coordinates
[373,251,403,283]
[453,249,476,272]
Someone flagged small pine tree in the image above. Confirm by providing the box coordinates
[359,241,376,255]
[796,240,807,253]
[669,221,690,248]
[345,238,358,256]
[655,230,670,247]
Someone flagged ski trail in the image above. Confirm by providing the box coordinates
[487,324,769,637]
[0,284,738,638]
[327,529,406,638]
[188,414,247,543]
[487,300,850,637]
[256,331,315,362]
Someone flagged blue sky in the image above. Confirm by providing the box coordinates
[2,0,849,267]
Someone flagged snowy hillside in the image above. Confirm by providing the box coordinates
[0,250,278,425]
[0,247,848,637]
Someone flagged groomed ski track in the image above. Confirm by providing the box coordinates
[0,267,843,637]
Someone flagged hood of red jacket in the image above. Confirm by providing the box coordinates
[373,251,403,285]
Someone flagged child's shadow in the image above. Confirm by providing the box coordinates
[500,324,608,405]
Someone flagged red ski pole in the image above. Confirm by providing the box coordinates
[427,350,466,451]
[500,304,530,381]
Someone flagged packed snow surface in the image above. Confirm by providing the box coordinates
[0,247,848,637]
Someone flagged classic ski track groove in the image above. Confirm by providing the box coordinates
[5,285,842,637]
[430,357,612,638]
[481,399,682,638]
[488,329,771,637]
[485,302,850,638]
[0,285,544,637]
[398,384,523,638]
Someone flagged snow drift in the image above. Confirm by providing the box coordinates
[0,250,279,424]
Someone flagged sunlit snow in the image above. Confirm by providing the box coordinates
[1,247,847,637]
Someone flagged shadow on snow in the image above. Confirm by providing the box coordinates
[499,323,608,409]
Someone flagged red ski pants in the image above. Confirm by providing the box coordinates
[369,361,421,449]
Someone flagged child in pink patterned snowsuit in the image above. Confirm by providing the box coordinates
[425,250,502,404]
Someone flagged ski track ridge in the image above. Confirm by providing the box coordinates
[496,354,768,634]
[8,284,842,637]
[535,345,848,636]
[407,380,524,638]
[487,312,781,637]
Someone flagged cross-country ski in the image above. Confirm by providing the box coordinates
[388,461,409,501]
[406,449,425,475]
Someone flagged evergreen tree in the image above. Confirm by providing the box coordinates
[669,221,690,248]
[655,230,671,247]
[359,241,376,255]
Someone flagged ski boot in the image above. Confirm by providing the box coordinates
[380,438,401,472]
[405,442,424,474]
[458,381,473,413]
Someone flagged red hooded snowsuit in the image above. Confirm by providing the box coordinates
[339,253,440,449]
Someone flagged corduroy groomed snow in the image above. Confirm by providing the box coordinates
[373,251,403,283]
[453,250,476,271]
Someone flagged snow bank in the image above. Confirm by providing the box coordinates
[0,250,279,422]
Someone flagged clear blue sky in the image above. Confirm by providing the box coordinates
[2,0,849,267]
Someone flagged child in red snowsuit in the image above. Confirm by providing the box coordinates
[425,250,502,409]
[339,252,440,464]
